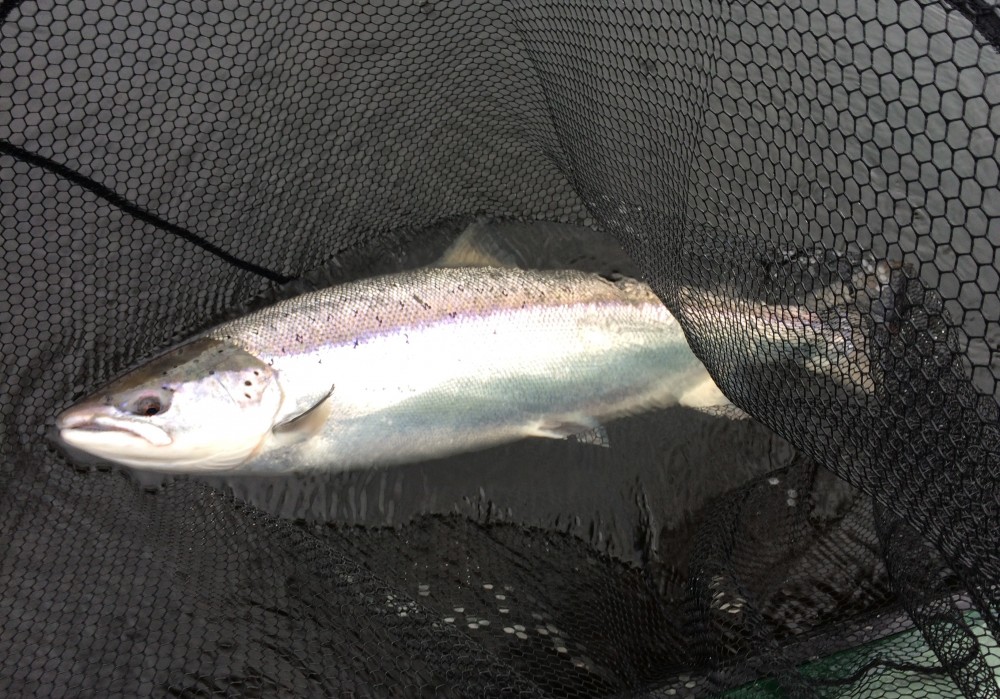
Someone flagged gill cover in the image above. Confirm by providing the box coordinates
[57,339,284,471]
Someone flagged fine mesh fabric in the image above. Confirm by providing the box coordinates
[1,0,999,697]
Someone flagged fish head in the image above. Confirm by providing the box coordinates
[56,339,283,472]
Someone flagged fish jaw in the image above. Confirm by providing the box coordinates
[55,396,260,471]
[57,404,182,469]
[58,403,173,448]
[56,399,279,473]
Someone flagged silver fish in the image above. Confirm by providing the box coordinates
[56,265,751,474]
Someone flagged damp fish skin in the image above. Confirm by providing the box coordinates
[56,265,741,474]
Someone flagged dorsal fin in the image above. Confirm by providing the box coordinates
[434,218,523,268]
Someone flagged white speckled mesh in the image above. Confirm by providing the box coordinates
[2,0,999,696]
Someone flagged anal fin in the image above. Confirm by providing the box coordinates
[569,425,611,448]
[434,218,523,269]
[678,372,750,420]
[527,416,611,448]
[689,404,751,421]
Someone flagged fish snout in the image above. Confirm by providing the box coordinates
[55,404,101,431]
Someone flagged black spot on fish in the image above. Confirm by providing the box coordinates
[253,371,259,376]
[244,393,251,400]
[353,339,359,348]
[412,294,431,310]
[244,380,252,386]
[208,370,215,376]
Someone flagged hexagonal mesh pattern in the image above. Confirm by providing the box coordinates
[1,0,998,696]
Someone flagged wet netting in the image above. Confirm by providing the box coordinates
[2,0,999,696]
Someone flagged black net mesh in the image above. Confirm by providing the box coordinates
[2,0,999,696]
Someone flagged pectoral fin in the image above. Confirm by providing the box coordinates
[272,386,336,445]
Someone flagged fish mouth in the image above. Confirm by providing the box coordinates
[56,410,173,448]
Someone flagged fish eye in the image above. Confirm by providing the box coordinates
[128,392,171,418]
